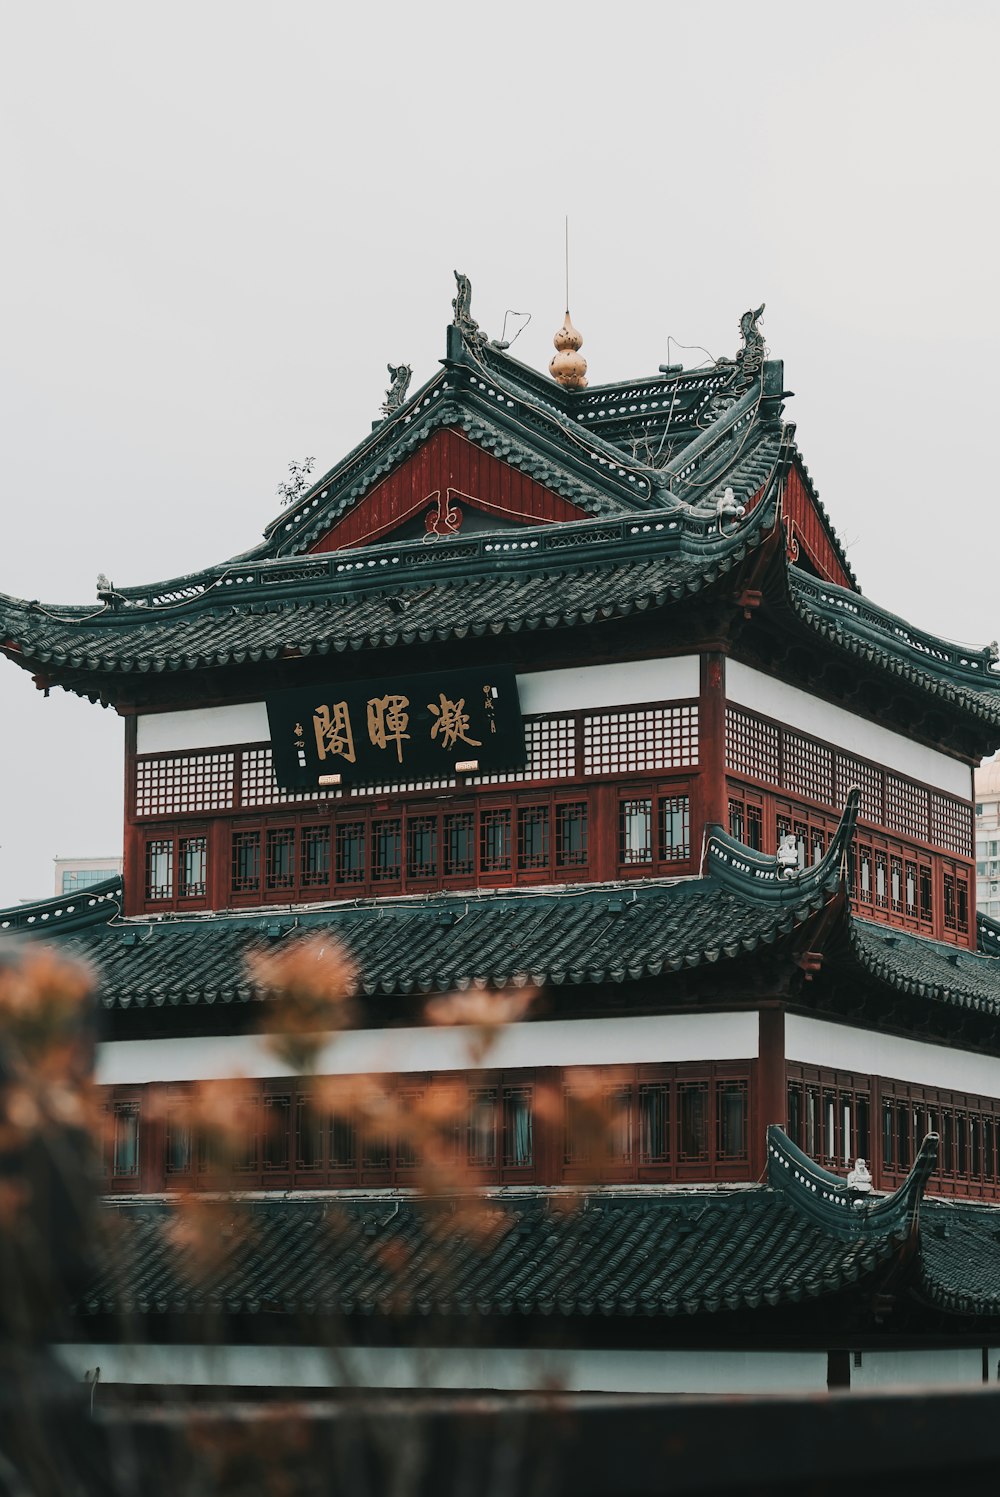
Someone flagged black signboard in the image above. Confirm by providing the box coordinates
[266,665,526,789]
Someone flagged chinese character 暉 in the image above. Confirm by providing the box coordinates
[428,693,482,751]
[313,702,356,764]
[367,694,411,763]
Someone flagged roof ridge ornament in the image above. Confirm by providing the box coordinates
[380,363,412,419]
[735,303,766,387]
[452,270,485,350]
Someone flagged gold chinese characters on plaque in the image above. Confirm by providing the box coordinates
[268,666,524,789]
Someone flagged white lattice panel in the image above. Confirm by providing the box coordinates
[784,733,833,805]
[724,708,780,783]
[886,775,930,843]
[470,717,576,786]
[931,794,973,857]
[582,706,697,776]
[241,748,342,807]
[836,756,883,823]
[135,753,235,817]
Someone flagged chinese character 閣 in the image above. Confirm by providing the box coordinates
[313,701,356,764]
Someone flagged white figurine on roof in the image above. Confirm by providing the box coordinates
[776,832,800,879]
[847,1158,873,1193]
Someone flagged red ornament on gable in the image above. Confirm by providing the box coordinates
[308,428,588,553]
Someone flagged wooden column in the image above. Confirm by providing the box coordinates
[121,713,143,916]
[699,651,727,837]
[754,1004,786,1179]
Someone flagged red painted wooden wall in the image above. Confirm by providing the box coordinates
[308,427,589,552]
[782,463,854,589]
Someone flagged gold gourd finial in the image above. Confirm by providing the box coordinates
[550,218,587,388]
[550,310,588,389]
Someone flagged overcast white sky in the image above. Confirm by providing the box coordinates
[1,1,997,903]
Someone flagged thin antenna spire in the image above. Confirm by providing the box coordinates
[565,215,570,314]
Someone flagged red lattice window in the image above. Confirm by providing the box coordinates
[444,812,475,877]
[716,1081,748,1161]
[555,802,588,867]
[481,809,512,873]
[135,752,235,817]
[144,840,174,901]
[263,1094,292,1171]
[469,717,575,786]
[728,788,764,850]
[582,705,698,776]
[659,796,690,862]
[467,1089,498,1169]
[638,1084,670,1164]
[336,822,365,884]
[265,829,296,891]
[931,794,973,856]
[724,708,779,783]
[112,1103,140,1178]
[300,826,331,889]
[371,820,402,883]
[886,775,929,843]
[178,836,207,899]
[296,1097,324,1171]
[944,871,957,932]
[517,805,550,870]
[619,799,652,865]
[232,831,261,893]
[890,855,903,914]
[502,1087,533,1169]
[874,850,888,909]
[406,816,438,880]
[678,1082,709,1163]
[783,733,833,805]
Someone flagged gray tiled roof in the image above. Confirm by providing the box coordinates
[78,1184,1000,1325]
[80,1187,902,1322]
[48,876,828,1010]
[850,919,1000,1018]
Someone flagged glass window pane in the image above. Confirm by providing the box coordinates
[145,840,173,901]
[113,1104,140,1177]
[179,837,207,898]
[717,1082,747,1160]
[502,1088,533,1168]
[556,802,588,868]
[678,1083,708,1162]
[639,1084,670,1164]
[232,831,261,893]
[620,799,652,865]
[336,822,366,883]
[481,809,512,873]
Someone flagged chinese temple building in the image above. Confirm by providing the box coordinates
[5,276,1000,1396]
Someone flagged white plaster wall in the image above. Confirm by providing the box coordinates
[135,658,701,754]
[850,1349,982,1389]
[53,1343,827,1395]
[96,1011,759,1086]
[137,702,268,754]
[785,1015,1000,1099]
[516,657,700,715]
[726,661,972,800]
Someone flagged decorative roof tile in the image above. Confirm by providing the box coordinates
[78,1186,902,1324]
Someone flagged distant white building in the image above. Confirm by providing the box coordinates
[975,761,1000,919]
[53,855,122,897]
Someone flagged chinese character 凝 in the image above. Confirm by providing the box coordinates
[367,694,411,763]
[313,702,356,764]
[428,693,482,751]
